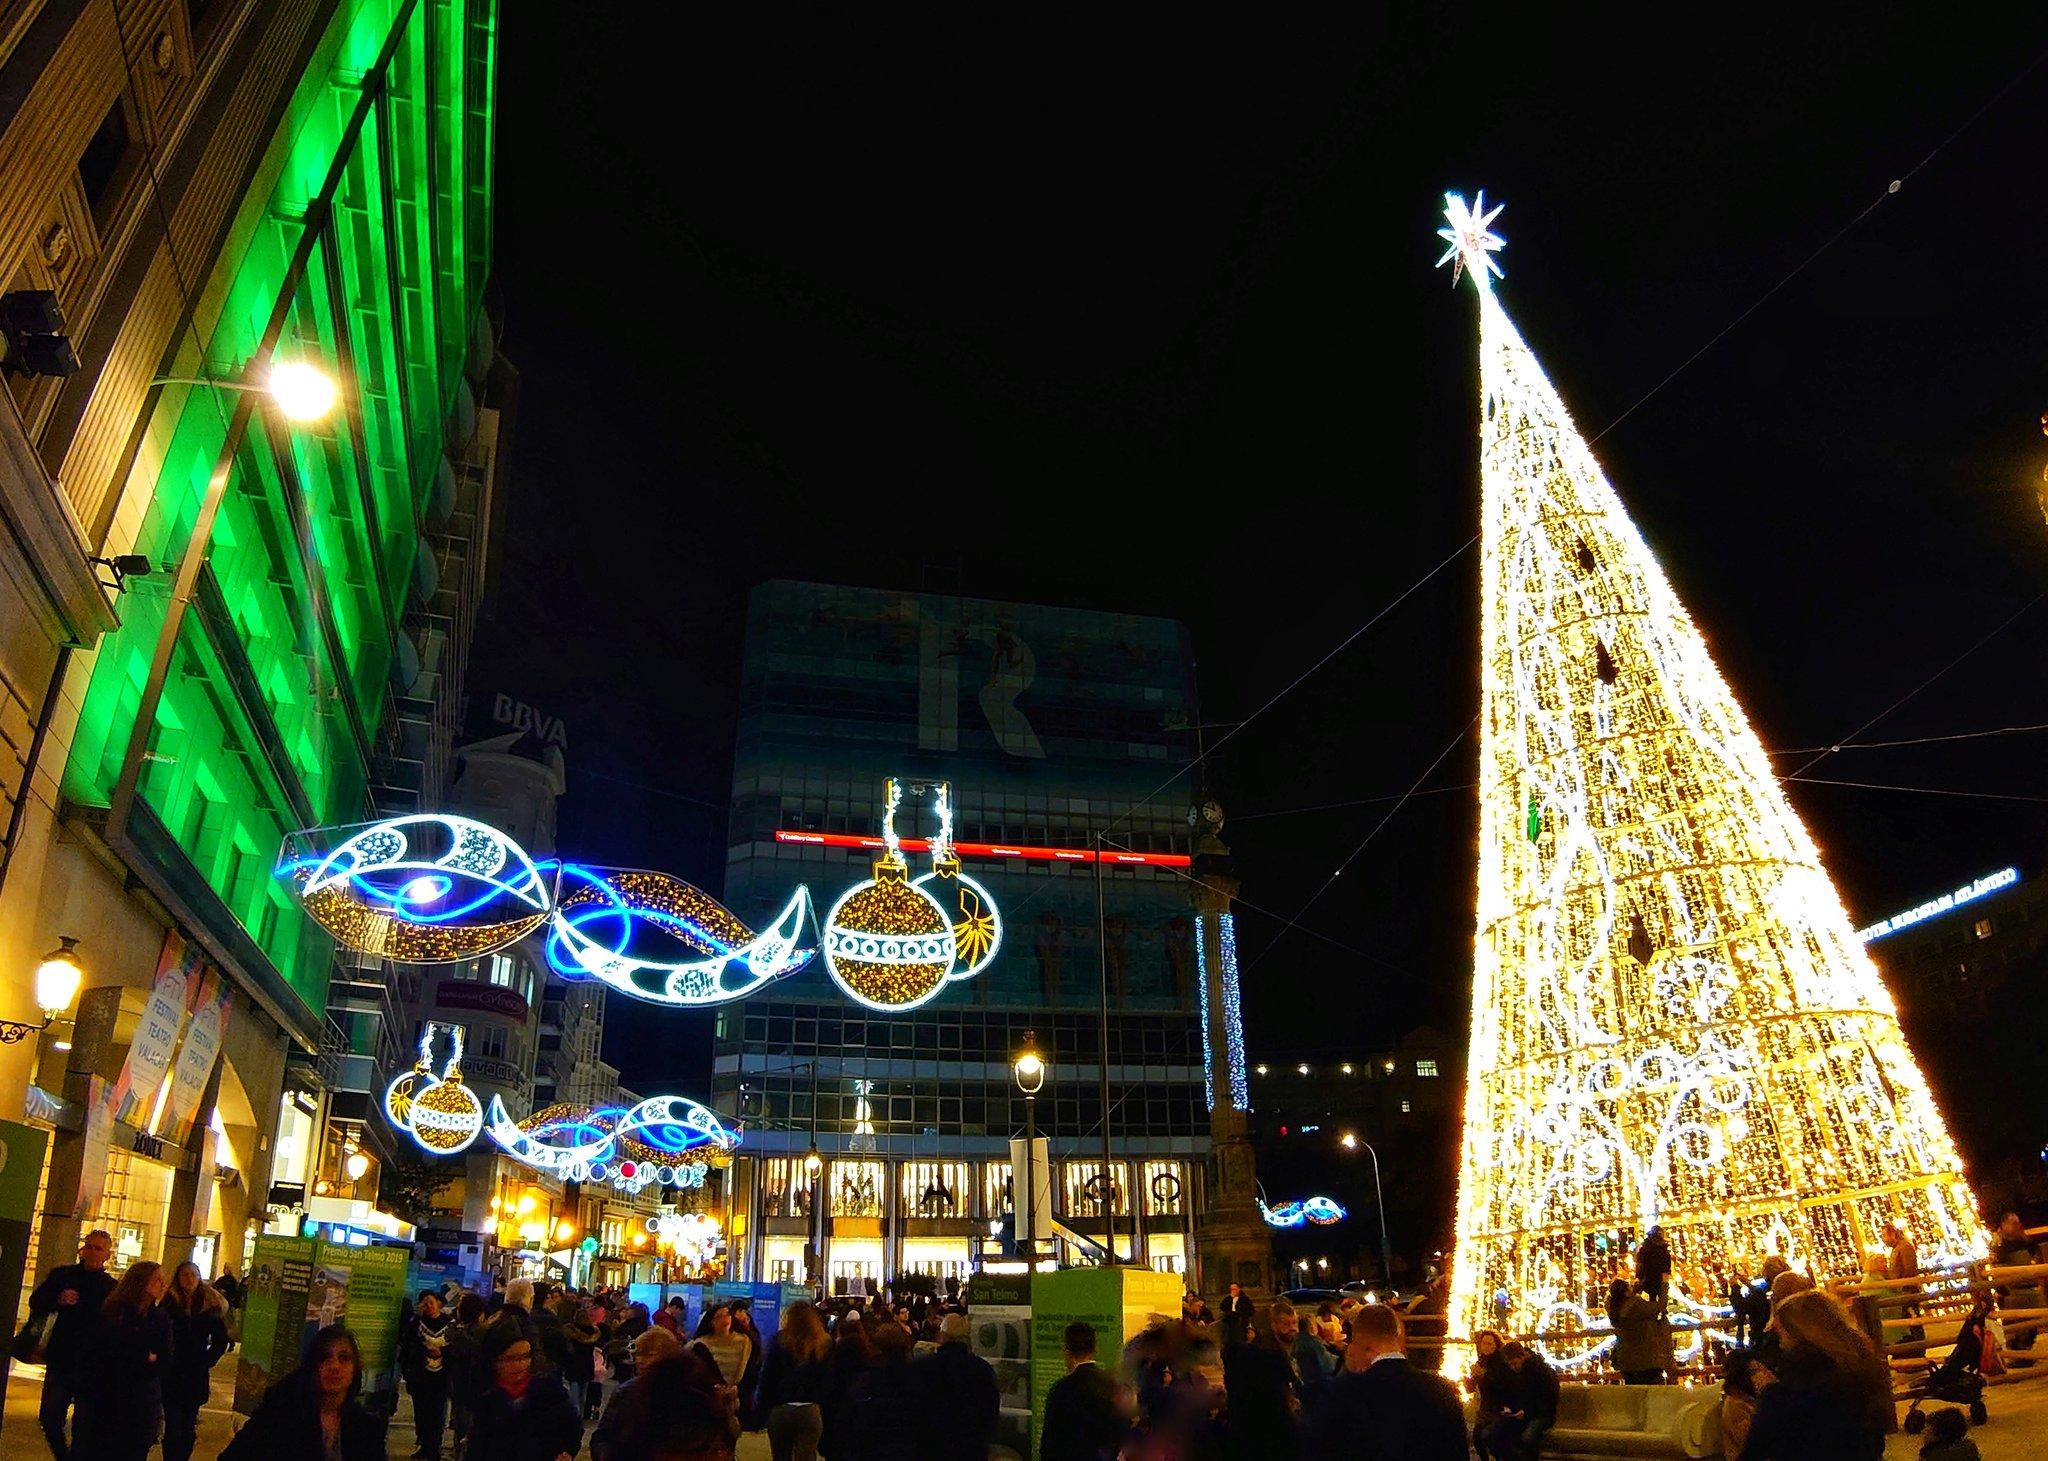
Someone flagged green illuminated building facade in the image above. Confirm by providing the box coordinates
[0,0,500,1282]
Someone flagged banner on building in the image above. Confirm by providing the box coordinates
[160,966,232,1144]
[75,1077,114,1219]
[0,1120,51,1387]
[108,931,199,1129]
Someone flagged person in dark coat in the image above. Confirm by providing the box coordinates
[1737,1290,1890,1460]
[447,1292,486,1448]
[464,1321,584,1461]
[754,1300,831,1461]
[222,1325,388,1461]
[1039,1321,1126,1461]
[1224,1303,1304,1460]
[590,1344,736,1461]
[840,1320,923,1461]
[1485,1342,1561,1461]
[1607,1278,1673,1384]
[1218,1283,1255,1345]
[912,1313,998,1460]
[1468,1330,1514,1460]
[821,1313,876,1459]
[159,1262,230,1461]
[1307,1303,1466,1461]
[400,1288,457,1460]
[1636,1226,1673,1301]
[26,1228,116,1460]
[74,1259,175,1461]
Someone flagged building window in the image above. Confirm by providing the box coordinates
[79,97,137,223]
[1974,918,1995,940]
[488,955,515,989]
[1415,1059,1439,1078]
[1401,1100,1413,1113]
[475,1026,507,1060]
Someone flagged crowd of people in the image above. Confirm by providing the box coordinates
[19,1214,2037,1460]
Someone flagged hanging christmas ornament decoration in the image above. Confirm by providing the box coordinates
[1259,1195,1348,1228]
[385,1022,484,1154]
[823,779,960,1012]
[909,783,1003,982]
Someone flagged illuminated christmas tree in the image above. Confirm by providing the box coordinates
[1437,192,1983,1368]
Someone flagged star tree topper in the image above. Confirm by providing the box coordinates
[1437,190,1506,288]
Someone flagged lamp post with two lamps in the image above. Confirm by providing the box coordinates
[1013,1034,1045,1261]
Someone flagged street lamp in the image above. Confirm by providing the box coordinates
[1348,1137,1395,1288]
[1014,1034,1045,1260]
[152,359,340,422]
[343,1146,370,1184]
[1,937,85,1044]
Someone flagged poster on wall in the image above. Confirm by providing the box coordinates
[0,1120,51,1388]
[108,931,197,1129]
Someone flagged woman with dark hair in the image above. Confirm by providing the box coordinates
[692,1301,753,1388]
[839,1320,922,1461]
[75,1259,174,1460]
[593,1345,738,1461]
[222,1324,387,1460]
[1607,1278,1673,1385]
[1469,1329,1513,1459]
[160,1260,230,1461]
[821,1312,876,1460]
[731,1302,765,1429]
[463,1318,583,1461]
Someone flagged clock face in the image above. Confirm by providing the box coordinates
[1202,800,1224,827]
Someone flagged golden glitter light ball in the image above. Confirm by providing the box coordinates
[410,1076,484,1153]
[823,868,957,1011]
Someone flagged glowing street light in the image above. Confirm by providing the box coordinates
[152,358,341,423]
[343,1146,370,1183]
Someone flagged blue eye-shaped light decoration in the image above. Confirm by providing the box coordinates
[486,1093,739,1195]
[1259,1195,1348,1228]
[277,815,555,962]
[543,865,813,1004]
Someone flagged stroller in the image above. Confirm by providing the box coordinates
[1900,1298,1992,1432]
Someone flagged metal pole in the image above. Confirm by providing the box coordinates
[809,1060,821,1291]
[1095,829,1114,1265]
[1362,1141,1392,1287]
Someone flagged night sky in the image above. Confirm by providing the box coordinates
[479,12,2048,1162]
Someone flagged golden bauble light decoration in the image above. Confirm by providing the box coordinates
[823,862,956,1011]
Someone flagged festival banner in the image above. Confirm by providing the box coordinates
[158,967,232,1144]
[107,931,198,1129]
[74,1077,114,1219]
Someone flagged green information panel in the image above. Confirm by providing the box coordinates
[1025,1268,1183,1459]
[234,1236,413,1413]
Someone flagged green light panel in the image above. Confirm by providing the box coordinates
[63,0,498,1023]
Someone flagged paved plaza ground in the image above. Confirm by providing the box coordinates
[3,1357,2044,1458]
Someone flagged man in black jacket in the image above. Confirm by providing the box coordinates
[1307,1303,1466,1461]
[913,1313,999,1460]
[1486,1342,1560,1461]
[1219,1282,1255,1345]
[1039,1321,1125,1461]
[26,1229,116,1461]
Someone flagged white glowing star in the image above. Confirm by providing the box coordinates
[1436,190,1506,287]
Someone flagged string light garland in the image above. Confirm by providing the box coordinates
[1436,190,1983,1373]
[1196,910,1250,1112]
[1260,1195,1347,1228]
[484,1093,740,1195]
[277,815,816,1006]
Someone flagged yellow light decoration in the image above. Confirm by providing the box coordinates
[1435,192,1983,1373]
[384,1022,484,1154]
[822,779,959,1011]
